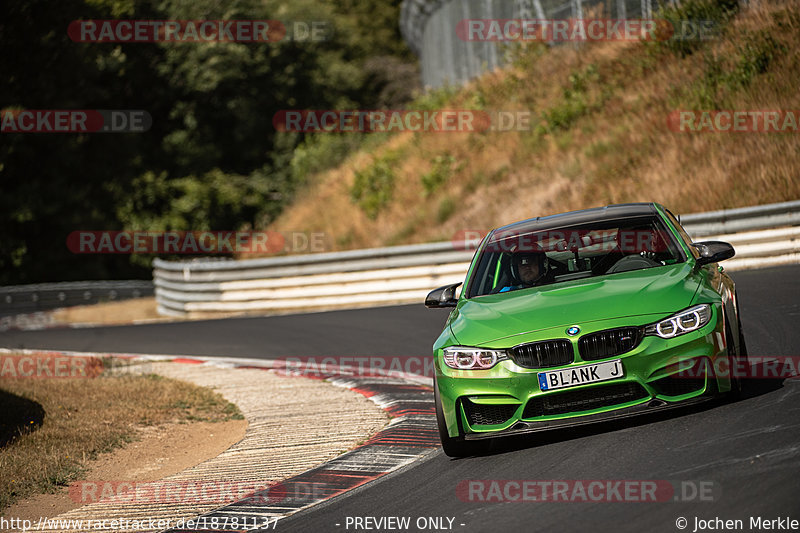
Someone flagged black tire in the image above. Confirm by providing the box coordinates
[737,314,748,359]
[434,379,490,458]
[725,308,745,400]
[735,291,749,358]
[735,302,749,395]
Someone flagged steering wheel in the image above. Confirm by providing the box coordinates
[606,254,661,273]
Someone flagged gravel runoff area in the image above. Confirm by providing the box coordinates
[32,361,390,533]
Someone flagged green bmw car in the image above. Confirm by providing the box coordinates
[425,203,747,457]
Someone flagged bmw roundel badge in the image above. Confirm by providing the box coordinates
[567,326,580,336]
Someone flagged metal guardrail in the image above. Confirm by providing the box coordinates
[0,280,154,317]
[680,200,800,236]
[153,244,476,317]
[153,201,800,318]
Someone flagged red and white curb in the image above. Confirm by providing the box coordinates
[0,348,439,531]
[164,376,438,533]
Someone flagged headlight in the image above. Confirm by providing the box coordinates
[442,347,508,370]
[644,304,712,339]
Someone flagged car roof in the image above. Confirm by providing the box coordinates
[492,203,661,235]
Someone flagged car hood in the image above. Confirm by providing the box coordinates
[449,263,703,346]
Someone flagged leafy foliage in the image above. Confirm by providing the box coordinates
[684,28,787,108]
[421,154,459,197]
[0,0,417,284]
[538,64,601,133]
[650,0,739,58]
[349,151,401,219]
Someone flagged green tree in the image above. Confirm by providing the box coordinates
[0,0,418,284]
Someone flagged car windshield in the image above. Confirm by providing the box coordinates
[466,215,686,298]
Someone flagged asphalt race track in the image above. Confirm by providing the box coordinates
[2,264,799,532]
[0,302,447,358]
[2,265,797,360]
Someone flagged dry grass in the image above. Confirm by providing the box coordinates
[50,297,166,325]
[0,356,242,512]
[267,0,800,251]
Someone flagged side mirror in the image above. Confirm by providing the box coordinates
[425,282,462,308]
[693,241,735,267]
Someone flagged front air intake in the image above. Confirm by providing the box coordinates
[462,399,519,426]
[578,327,642,361]
[523,382,649,418]
[509,340,574,369]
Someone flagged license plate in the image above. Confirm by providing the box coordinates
[538,360,624,391]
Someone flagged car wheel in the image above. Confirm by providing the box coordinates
[434,379,489,458]
[725,309,746,400]
[737,313,749,359]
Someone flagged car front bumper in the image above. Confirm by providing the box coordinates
[462,393,716,440]
[436,309,730,439]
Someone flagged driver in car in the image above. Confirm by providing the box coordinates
[499,246,553,292]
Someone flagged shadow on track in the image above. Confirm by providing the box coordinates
[0,389,45,446]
